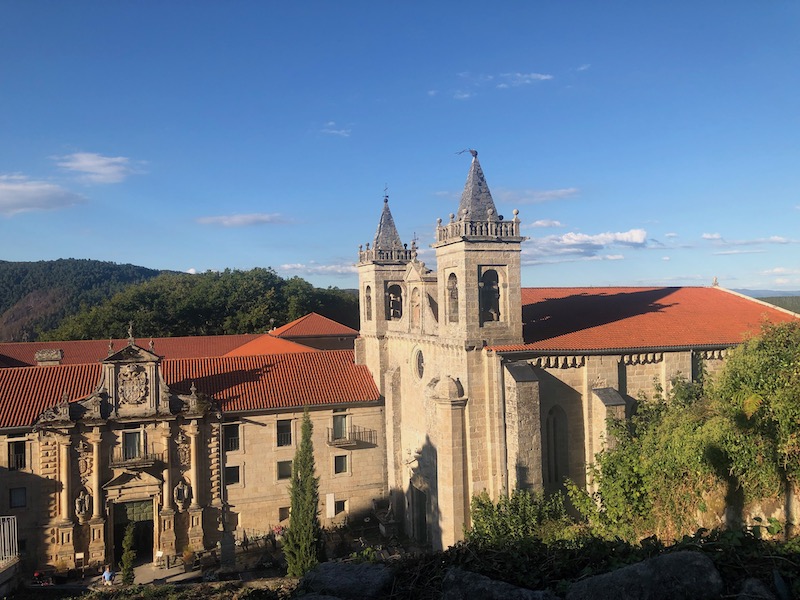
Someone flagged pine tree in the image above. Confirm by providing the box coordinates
[283,407,322,577]
[119,522,136,584]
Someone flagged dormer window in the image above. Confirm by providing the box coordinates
[447,273,459,323]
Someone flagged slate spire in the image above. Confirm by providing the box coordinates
[457,150,498,221]
[373,195,404,250]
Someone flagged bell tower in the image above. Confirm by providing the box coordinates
[355,195,411,385]
[433,151,525,348]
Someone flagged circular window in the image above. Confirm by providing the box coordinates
[415,350,425,379]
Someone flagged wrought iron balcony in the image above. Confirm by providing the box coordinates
[109,448,164,468]
[326,425,378,448]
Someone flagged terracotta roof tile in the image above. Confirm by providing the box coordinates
[270,313,358,339]
[0,350,380,429]
[223,335,316,356]
[492,286,798,353]
[0,334,263,367]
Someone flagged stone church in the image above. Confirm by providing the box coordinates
[354,151,798,550]
[1,153,798,572]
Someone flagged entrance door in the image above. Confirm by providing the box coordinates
[113,500,154,565]
[411,486,427,544]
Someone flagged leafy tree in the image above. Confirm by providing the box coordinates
[119,523,136,585]
[283,408,322,577]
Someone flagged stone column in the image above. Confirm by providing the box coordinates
[187,421,204,550]
[433,394,468,551]
[159,422,176,557]
[56,434,76,567]
[87,428,106,564]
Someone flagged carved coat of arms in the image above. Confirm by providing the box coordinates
[118,364,148,405]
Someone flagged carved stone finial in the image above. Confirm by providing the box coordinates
[149,339,155,352]
[127,321,135,345]
[62,390,70,403]
[190,382,197,397]
[712,276,719,287]
[108,339,114,356]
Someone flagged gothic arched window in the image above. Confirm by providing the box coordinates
[365,286,373,321]
[447,273,459,323]
[386,284,403,320]
[479,269,500,324]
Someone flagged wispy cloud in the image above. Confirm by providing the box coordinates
[524,228,648,263]
[320,121,351,137]
[664,232,678,238]
[702,232,793,247]
[702,232,722,240]
[712,249,766,255]
[196,213,285,227]
[577,64,591,72]
[453,91,473,100]
[278,262,357,276]
[0,174,86,216]
[54,152,142,183]
[495,187,579,205]
[763,267,800,275]
[529,219,564,228]
[497,72,553,88]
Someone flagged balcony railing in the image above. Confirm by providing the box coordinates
[277,432,292,447]
[326,425,378,448]
[109,448,164,468]
[8,453,26,471]
[224,436,240,452]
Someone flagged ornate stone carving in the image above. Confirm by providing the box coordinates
[39,393,71,423]
[77,441,92,486]
[35,348,64,364]
[173,479,192,513]
[118,364,148,405]
[74,489,92,524]
[176,431,191,470]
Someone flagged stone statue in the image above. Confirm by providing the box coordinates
[75,490,91,523]
[174,479,192,512]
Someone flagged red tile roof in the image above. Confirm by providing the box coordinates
[224,334,316,357]
[0,350,380,429]
[492,286,798,353]
[270,312,358,339]
[0,334,263,367]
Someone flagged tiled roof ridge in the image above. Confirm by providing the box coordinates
[270,312,358,337]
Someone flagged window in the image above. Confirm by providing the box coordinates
[447,273,459,323]
[225,466,240,486]
[365,286,372,321]
[479,269,501,324]
[334,500,347,515]
[8,440,26,471]
[278,507,290,522]
[386,284,403,320]
[277,460,292,480]
[544,405,569,490]
[332,414,348,442]
[415,350,425,379]
[122,431,141,460]
[277,420,292,447]
[224,424,240,452]
[334,455,348,474]
[9,487,26,508]
[410,288,421,328]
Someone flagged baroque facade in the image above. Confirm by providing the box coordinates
[355,151,799,550]
[0,316,383,571]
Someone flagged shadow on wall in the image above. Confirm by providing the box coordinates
[402,435,440,550]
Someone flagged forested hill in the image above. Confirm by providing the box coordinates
[39,267,358,341]
[0,259,164,341]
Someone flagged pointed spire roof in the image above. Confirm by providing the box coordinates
[457,150,498,221]
[373,196,404,250]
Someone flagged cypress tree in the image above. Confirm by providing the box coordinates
[283,407,322,577]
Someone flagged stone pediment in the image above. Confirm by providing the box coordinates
[103,470,163,503]
[104,343,161,364]
[404,260,436,284]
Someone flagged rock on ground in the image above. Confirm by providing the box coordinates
[442,567,557,600]
[298,562,394,600]
[566,551,723,600]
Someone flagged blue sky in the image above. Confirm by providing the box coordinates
[2,2,799,292]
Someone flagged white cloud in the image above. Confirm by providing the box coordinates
[497,72,554,87]
[495,187,579,205]
[662,256,671,261]
[530,219,564,228]
[712,249,766,255]
[775,278,790,285]
[54,152,142,183]
[186,268,197,274]
[763,267,799,275]
[320,121,351,137]
[453,91,473,100]
[577,64,591,72]
[0,174,86,216]
[427,90,438,96]
[664,232,678,238]
[196,213,284,227]
[702,232,722,240]
[278,262,357,276]
[524,228,648,262]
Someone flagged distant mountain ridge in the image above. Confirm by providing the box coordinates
[0,259,165,341]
